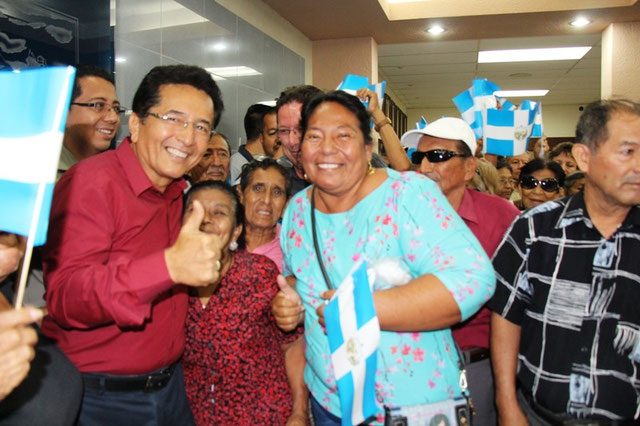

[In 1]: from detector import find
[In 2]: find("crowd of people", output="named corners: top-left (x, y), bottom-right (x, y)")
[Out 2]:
top-left (1, 62), bottom-right (639, 426)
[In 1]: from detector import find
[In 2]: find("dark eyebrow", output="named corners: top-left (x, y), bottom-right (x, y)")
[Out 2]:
top-left (164, 109), bottom-right (212, 126)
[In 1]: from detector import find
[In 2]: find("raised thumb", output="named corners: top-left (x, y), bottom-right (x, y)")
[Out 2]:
top-left (277, 274), bottom-right (298, 300)
top-left (183, 199), bottom-right (205, 232)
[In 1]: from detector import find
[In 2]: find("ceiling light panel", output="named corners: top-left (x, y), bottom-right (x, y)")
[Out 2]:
top-left (494, 90), bottom-right (549, 97)
top-left (478, 46), bottom-right (592, 63)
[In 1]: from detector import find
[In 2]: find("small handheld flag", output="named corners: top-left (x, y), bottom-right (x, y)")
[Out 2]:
top-left (415, 116), bottom-right (428, 130)
top-left (337, 74), bottom-right (386, 109)
top-left (324, 260), bottom-right (380, 426)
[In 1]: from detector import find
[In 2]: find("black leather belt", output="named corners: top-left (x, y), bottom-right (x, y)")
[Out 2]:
top-left (461, 347), bottom-right (490, 364)
top-left (82, 364), bottom-right (176, 393)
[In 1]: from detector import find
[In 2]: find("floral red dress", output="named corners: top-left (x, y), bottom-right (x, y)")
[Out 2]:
top-left (182, 251), bottom-right (300, 425)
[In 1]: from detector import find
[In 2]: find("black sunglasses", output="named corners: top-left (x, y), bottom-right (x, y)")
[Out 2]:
top-left (411, 149), bottom-right (468, 165)
top-left (519, 175), bottom-right (560, 192)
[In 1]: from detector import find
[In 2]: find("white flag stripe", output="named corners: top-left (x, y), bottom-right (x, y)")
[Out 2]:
top-left (332, 318), bottom-right (380, 379)
top-left (0, 130), bottom-right (64, 183)
top-left (351, 361), bottom-right (367, 424)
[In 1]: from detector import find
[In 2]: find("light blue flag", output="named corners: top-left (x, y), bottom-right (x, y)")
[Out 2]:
top-left (337, 74), bottom-right (386, 109)
top-left (519, 100), bottom-right (543, 137)
top-left (484, 107), bottom-right (536, 156)
top-left (452, 78), bottom-right (501, 138)
top-left (415, 116), bottom-right (428, 130)
top-left (452, 88), bottom-right (480, 137)
top-left (325, 260), bottom-right (380, 426)
top-left (0, 66), bottom-right (76, 246)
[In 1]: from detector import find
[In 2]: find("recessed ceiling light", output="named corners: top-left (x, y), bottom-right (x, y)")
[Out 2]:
top-left (570, 17), bottom-right (591, 27)
top-left (494, 90), bottom-right (549, 97)
top-left (115, 57), bottom-right (126, 63)
top-left (211, 42), bottom-right (227, 52)
top-left (427, 25), bottom-right (446, 35)
top-left (509, 72), bottom-right (532, 78)
top-left (478, 47), bottom-right (591, 63)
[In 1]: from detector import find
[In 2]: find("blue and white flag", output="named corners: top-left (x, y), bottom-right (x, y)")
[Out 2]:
top-left (484, 108), bottom-right (535, 156)
top-left (325, 260), bottom-right (380, 426)
top-left (337, 74), bottom-right (386, 109)
top-left (519, 100), bottom-right (543, 137)
top-left (0, 66), bottom-right (76, 246)
top-left (415, 116), bottom-right (428, 130)
top-left (452, 78), bottom-right (501, 138)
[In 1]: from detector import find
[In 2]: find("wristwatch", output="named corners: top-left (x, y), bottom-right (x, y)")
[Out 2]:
top-left (374, 116), bottom-right (392, 132)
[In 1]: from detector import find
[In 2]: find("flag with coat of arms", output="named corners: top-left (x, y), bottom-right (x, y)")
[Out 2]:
top-left (324, 260), bottom-right (380, 426)
top-left (0, 66), bottom-right (76, 246)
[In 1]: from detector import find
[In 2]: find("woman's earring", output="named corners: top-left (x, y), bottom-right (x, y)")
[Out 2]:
top-left (304, 173), bottom-right (309, 180)
top-left (229, 241), bottom-right (238, 251)
top-left (368, 162), bottom-right (374, 175)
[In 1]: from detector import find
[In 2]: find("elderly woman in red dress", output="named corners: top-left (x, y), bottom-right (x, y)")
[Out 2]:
top-left (181, 180), bottom-right (307, 425)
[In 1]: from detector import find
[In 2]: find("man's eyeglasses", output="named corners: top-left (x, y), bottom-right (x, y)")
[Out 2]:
top-left (519, 175), bottom-right (560, 193)
top-left (411, 149), bottom-right (469, 165)
top-left (71, 102), bottom-right (127, 115)
top-left (277, 127), bottom-right (302, 138)
top-left (145, 112), bottom-right (213, 139)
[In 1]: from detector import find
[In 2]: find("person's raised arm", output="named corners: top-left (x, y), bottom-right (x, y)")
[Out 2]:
top-left (357, 88), bottom-right (410, 172)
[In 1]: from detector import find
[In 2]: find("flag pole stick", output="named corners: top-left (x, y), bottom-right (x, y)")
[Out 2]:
top-left (14, 181), bottom-right (47, 309)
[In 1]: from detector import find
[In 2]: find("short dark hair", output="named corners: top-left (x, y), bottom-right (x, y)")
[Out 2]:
top-left (564, 170), bottom-right (585, 191)
top-left (183, 180), bottom-right (244, 249)
top-left (132, 65), bottom-right (224, 128)
top-left (244, 104), bottom-right (275, 141)
top-left (301, 90), bottom-right (373, 146)
top-left (496, 158), bottom-right (512, 172)
top-left (212, 132), bottom-right (231, 154)
top-left (239, 158), bottom-right (292, 199)
top-left (276, 85), bottom-right (322, 114)
top-left (548, 142), bottom-right (574, 160)
top-left (519, 158), bottom-right (566, 188)
top-left (71, 65), bottom-right (115, 102)
top-left (576, 99), bottom-right (640, 151)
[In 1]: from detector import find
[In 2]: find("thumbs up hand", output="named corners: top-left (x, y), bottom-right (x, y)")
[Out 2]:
top-left (272, 275), bottom-right (304, 331)
top-left (165, 200), bottom-right (222, 287)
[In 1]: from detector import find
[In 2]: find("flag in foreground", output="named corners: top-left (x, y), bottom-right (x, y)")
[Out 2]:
top-left (337, 74), bottom-right (386, 109)
top-left (324, 260), bottom-right (380, 426)
top-left (0, 66), bottom-right (76, 245)
top-left (484, 107), bottom-right (536, 156)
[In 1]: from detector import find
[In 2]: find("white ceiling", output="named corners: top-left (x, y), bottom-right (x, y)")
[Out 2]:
top-left (379, 34), bottom-right (602, 108)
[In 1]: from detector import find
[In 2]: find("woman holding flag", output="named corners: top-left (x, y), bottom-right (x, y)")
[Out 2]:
top-left (273, 90), bottom-right (496, 425)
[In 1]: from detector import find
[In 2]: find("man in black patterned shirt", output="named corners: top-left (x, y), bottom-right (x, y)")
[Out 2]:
top-left (489, 99), bottom-right (640, 425)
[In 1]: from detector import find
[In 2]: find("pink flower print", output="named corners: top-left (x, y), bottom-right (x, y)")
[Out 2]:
top-left (428, 379), bottom-right (436, 389)
top-left (409, 239), bottom-right (421, 249)
top-left (294, 234), bottom-right (302, 248)
top-left (296, 267), bottom-right (302, 274)
top-left (288, 229), bottom-right (296, 239)
top-left (352, 253), bottom-right (361, 262)
top-left (375, 226), bottom-right (382, 234)
top-left (413, 347), bottom-right (425, 362)
top-left (376, 413), bottom-right (385, 423)
top-left (356, 237), bottom-right (364, 248)
top-left (401, 344), bottom-right (411, 356)
top-left (396, 357), bottom-right (403, 365)
top-left (391, 181), bottom-right (402, 189)
top-left (410, 332), bottom-right (420, 342)
top-left (298, 218), bottom-right (305, 228)
top-left (438, 359), bottom-right (446, 369)
top-left (392, 223), bottom-right (399, 237)
top-left (407, 253), bottom-right (417, 262)
top-left (375, 215), bottom-right (381, 223)
top-left (390, 346), bottom-right (398, 354)
top-left (413, 227), bottom-right (423, 236)
top-left (441, 220), bottom-right (449, 230)
top-left (433, 369), bottom-right (442, 378)
top-left (387, 365), bottom-right (399, 374)
top-left (382, 214), bottom-right (392, 225)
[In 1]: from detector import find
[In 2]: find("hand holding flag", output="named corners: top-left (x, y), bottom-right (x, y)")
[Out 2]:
top-left (337, 74), bottom-right (386, 110)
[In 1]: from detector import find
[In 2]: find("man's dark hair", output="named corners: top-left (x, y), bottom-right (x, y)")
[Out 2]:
top-left (71, 65), bottom-right (115, 102)
top-left (301, 90), bottom-right (373, 146)
top-left (548, 142), bottom-right (574, 160)
top-left (239, 158), bottom-right (292, 199)
top-left (519, 158), bottom-right (566, 187)
top-left (564, 170), bottom-right (585, 192)
top-left (244, 104), bottom-right (275, 141)
top-left (183, 180), bottom-right (244, 249)
top-left (213, 132), bottom-right (231, 154)
top-left (575, 99), bottom-right (640, 151)
top-left (132, 65), bottom-right (224, 128)
top-left (276, 85), bottom-right (322, 114)
top-left (496, 158), bottom-right (512, 172)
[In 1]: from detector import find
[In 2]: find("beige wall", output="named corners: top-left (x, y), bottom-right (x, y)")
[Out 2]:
top-left (312, 37), bottom-right (378, 90)
top-left (216, 0), bottom-right (313, 83)
top-left (601, 21), bottom-right (640, 101)
top-left (406, 104), bottom-right (583, 138)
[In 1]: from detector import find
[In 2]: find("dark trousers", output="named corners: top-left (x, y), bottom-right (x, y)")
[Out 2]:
top-left (78, 363), bottom-right (194, 426)
top-left (0, 333), bottom-right (83, 426)
top-left (464, 356), bottom-right (497, 426)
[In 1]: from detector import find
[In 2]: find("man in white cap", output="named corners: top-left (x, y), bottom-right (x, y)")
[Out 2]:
top-left (402, 117), bottom-right (519, 425)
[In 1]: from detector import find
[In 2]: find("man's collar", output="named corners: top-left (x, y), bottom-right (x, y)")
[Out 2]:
top-left (555, 191), bottom-right (640, 230)
top-left (116, 137), bottom-right (186, 199)
top-left (457, 188), bottom-right (478, 224)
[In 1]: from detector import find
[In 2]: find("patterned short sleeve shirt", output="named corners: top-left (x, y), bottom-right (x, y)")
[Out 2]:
top-left (488, 192), bottom-right (640, 421)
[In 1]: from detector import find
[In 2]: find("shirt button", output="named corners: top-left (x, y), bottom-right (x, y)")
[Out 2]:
top-left (581, 347), bottom-right (588, 352)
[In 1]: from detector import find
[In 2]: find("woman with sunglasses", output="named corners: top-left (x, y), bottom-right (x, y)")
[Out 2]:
top-left (517, 159), bottom-right (566, 210)
top-left (272, 91), bottom-right (495, 425)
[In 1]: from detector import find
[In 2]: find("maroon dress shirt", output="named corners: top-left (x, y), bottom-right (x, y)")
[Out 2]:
top-left (451, 188), bottom-right (520, 350)
top-left (41, 138), bottom-right (188, 374)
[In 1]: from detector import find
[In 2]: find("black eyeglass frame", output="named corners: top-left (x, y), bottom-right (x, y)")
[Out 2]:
top-left (519, 175), bottom-right (560, 193)
top-left (70, 102), bottom-right (127, 115)
top-left (411, 149), bottom-right (470, 165)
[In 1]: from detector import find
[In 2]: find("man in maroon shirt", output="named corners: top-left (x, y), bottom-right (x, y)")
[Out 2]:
top-left (42, 65), bottom-right (225, 425)
top-left (402, 117), bottom-right (519, 425)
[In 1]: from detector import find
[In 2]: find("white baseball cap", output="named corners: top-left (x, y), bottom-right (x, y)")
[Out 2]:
top-left (401, 117), bottom-right (477, 155)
